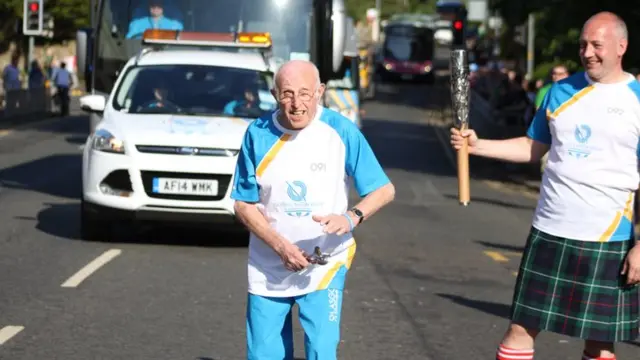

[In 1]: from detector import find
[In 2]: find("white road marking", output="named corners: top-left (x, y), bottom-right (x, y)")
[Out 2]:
top-left (61, 249), bottom-right (122, 288)
top-left (0, 326), bottom-right (24, 345)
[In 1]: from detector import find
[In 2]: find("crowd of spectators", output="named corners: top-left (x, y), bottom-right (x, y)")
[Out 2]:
top-left (470, 61), bottom-right (567, 132)
top-left (471, 60), bottom-right (640, 133)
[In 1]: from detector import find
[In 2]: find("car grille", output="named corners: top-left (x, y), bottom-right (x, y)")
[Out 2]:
top-left (136, 145), bottom-right (238, 157)
top-left (140, 171), bottom-right (232, 201)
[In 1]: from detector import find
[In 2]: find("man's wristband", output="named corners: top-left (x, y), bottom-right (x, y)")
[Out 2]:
top-left (342, 213), bottom-right (355, 231)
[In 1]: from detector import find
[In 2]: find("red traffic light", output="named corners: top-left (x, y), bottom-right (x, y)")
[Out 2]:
top-left (29, 2), bottom-right (39, 12)
top-left (454, 20), bottom-right (463, 30)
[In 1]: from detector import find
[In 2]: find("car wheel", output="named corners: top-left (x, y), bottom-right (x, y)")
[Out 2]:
top-left (80, 200), bottom-right (113, 241)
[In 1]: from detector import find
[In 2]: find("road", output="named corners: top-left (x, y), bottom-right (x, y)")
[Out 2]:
top-left (0, 84), bottom-right (638, 359)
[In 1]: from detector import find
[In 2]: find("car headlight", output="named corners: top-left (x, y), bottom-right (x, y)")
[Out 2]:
top-left (92, 129), bottom-right (125, 154)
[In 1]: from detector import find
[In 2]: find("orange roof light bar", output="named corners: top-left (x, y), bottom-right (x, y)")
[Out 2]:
top-left (142, 30), bottom-right (271, 48)
top-left (180, 32), bottom-right (235, 42)
top-left (237, 32), bottom-right (272, 46)
top-left (143, 29), bottom-right (178, 40)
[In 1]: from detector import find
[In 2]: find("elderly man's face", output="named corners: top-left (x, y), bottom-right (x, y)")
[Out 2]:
top-left (272, 62), bottom-right (324, 130)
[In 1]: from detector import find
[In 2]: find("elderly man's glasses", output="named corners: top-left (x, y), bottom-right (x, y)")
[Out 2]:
top-left (277, 91), bottom-right (315, 103)
top-left (276, 85), bottom-right (321, 103)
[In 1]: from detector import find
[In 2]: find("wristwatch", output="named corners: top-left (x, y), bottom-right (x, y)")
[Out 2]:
top-left (350, 207), bottom-right (364, 225)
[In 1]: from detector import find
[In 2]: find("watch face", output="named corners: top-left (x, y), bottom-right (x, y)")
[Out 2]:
top-left (352, 208), bottom-right (363, 217)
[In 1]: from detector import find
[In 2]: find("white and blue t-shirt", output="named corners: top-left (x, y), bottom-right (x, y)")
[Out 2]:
top-left (231, 106), bottom-right (390, 297)
top-left (528, 72), bottom-right (640, 242)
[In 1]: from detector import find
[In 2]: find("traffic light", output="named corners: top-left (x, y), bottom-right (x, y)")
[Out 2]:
top-left (23, 0), bottom-right (43, 36)
top-left (452, 19), bottom-right (464, 47)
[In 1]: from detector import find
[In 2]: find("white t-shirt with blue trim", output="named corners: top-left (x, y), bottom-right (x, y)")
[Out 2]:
top-left (231, 106), bottom-right (390, 297)
top-left (527, 72), bottom-right (640, 242)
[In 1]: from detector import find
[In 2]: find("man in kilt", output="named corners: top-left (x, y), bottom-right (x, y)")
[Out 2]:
top-left (451, 11), bottom-right (640, 360)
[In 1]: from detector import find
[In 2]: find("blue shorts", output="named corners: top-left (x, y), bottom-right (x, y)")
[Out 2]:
top-left (246, 265), bottom-right (348, 360)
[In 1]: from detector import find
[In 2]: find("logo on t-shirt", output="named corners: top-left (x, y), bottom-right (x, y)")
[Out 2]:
top-left (568, 124), bottom-right (594, 158)
top-left (574, 124), bottom-right (591, 143)
top-left (285, 181), bottom-right (312, 217)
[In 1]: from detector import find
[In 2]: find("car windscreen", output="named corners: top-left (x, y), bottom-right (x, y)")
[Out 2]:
top-left (112, 64), bottom-right (276, 118)
top-left (383, 25), bottom-right (434, 62)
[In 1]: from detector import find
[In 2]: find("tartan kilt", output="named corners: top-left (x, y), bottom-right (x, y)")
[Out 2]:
top-left (510, 227), bottom-right (640, 342)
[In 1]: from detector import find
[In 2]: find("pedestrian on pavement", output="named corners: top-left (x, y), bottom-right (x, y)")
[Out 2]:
top-left (450, 11), bottom-right (640, 360)
top-left (2, 53), bottom-right (22, 112)
top-left (28, 60), bottom-right (45, 89)
top-left (52, 61), bottom-right (73, 116)
top-left (231, 59), bottom-right (395, 360)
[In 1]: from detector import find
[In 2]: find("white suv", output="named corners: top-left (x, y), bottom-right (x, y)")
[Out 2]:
top-left (79, 45), bottom-right (276, 241)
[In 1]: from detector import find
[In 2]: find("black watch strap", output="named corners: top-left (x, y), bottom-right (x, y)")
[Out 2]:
top-left (350, 207), bottom-right (364, 224)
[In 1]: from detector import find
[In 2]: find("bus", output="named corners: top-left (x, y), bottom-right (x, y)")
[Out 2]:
top-left (377, 18), bottom-right (435, 83)
top-left (77, 0), bottom-right (349, 127)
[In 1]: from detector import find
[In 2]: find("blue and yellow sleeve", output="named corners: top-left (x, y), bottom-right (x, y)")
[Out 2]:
top-left (231, 128), bottom-right (260, 203)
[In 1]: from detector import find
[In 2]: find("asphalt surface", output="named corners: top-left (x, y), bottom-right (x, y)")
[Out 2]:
top-left (1, 83), bottom-right (639, 360)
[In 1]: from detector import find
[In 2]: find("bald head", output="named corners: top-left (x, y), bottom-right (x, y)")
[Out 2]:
top-left (274, 60), bottom-right (321, 92)
top-left (583, 11), bottom-right (627, 41)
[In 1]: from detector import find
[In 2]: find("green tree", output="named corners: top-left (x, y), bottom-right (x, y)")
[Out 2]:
top-left (45, 0), bottom-right (90, 40)
top-left (491, 0), bottom-right (640, 78)
top-left (346, 0), bottom-right (437, 21)
top-left (0, 0), bottom-right (24, 53)
top-left (0, 0), bottom-right (89, 53)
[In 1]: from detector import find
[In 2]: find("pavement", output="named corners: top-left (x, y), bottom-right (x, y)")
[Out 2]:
top-left (0, 90), bottom-right (84, 131)
top-left (0, 81), bottom-right (639, 359)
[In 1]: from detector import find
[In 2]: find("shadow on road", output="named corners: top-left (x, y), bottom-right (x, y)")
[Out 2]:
top-left (33, 202), bottom-right (250, 247)
top-left (65, 133), bottom-right (88, 145)
top-left (474, 240), bottom-right (525, 253)
top-left (0, 154), bottom-right (82, 200)
top-left (437, 293), bottom-right (510, 319)
top-left (33, 114), bottom-right (89, 135)
top-left (436, 293), bottom-right (640, 348)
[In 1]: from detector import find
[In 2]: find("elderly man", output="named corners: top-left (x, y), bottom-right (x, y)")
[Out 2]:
top-left (231, 60), bottom-right (395, 360)
top-left (451, 12), bottom-right (639, 360)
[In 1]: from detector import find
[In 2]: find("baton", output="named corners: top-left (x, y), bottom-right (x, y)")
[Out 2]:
top-left (450, 49), bottom-right (471, 206)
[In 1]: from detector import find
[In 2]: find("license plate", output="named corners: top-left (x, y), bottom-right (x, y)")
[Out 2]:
top-left (152, 178), bottom-right (218, 196)
top-left (401, 74), bottom-right (413, 80)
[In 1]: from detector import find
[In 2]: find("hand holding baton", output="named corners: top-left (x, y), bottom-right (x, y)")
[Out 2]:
top-left (450, 49), bottom-right (471, 206)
